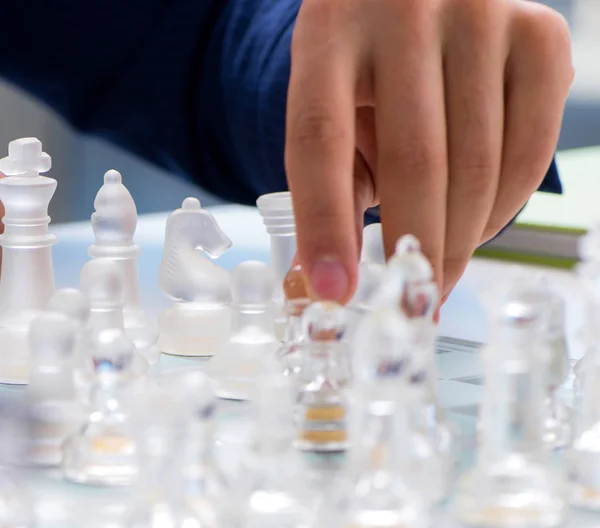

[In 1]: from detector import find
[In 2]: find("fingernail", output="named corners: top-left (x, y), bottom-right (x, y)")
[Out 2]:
top-left (311, 257), bottom-right (349, 301)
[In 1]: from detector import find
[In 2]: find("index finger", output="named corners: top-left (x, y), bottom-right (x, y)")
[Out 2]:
top-left (285, 2), bottom-right (359, 302)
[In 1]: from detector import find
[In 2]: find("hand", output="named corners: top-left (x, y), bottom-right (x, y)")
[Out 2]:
top-left (285, 0), bottom-right (573, 304)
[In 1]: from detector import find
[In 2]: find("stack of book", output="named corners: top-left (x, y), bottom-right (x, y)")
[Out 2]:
top-left (476, 145), bottom-right (600, 268)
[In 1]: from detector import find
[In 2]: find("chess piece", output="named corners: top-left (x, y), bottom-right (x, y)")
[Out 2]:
top-left (277, 264), bottom-right (312, 379)
top-left (361, 223), bottom-right (386, 265)
top-left (344, 396), bottom-right (429, 528)
top-left (158, 197), bottom-right (232, 357)
top-left (126, 383), bottom-right (206, 528)
top-left (295, 301), bottom-right (352, 453)
top-left (256, 191), bottom-right (296, 338)
top-left (205, 261), bottom-right (279, 400)
top-left (46, 288), bottom-right (91, 403)
top-left (0, 138), bottom-right (56, 385)
top-left (88, 170), bottom-right (160, 365)
top-left (229, 374), bottom-right (314, 528)
top-left (25, 312), bottom-right (84, 466)
top-left (453, 285), bottom-right (567, 527)
top-left (161, 370), bottom-right (227, 524)
top-left (81, 259), bottom-right (148, 378)
top-left (62, 328), bottom-right (140, 486)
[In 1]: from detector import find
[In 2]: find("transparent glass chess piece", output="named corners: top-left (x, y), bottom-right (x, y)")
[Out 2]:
top-left (0, 137), bottom-right (57, 385)
top-left (295, 301), bottom-right (352, 453)
top-left (205, 261), bottom-right (280, 400)
top-left (453, 286), bottom-right (567, 527)
top-left (256, 191), bottom-right (296, 338)
top-left (46, 288), bottom-right (91, 405)
top-left (342, 397), bottom-right (429, 528)
top-left (80, 258), bottom-right (149, 380)
top-left (158, 197), bottom-right (233, 357)
top-left (89, 169), bottom-right (160, 365)
top-left (126, 382), bottom-right (208, 528)
top-left (277, 265), bottom-right (312, 380)
top-left (62, 328), bottom-right (139, 486)
top-left (228, 374), bottom-right (314, 528)
top-left (25, 312), bottom-right (85, 466)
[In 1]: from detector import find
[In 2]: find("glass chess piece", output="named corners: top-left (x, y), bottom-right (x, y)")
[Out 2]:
top-left (228, 373), bottom-right (315, 528)
top-left (157, 369), bottom-right (228, 525)
top-left (158, 197), bottom-right (233, 357)
top-left (295, 301), bottom-right (352, 453)
top-left (88, 169), bottom-right (160, 365)
top-left (205, 261), bottom-right (280, 400)
top-left (256, 191), bottom-right (296, 339)
top-left (453, 285), bottom-right (568, 527)
top-left (62, 328), bottom-right (140, 486)
top-left (277, 264), bottom-right (312, 380)
top-left (126, 382), bottom-right (208, 528)
top-left (81, 258), bottom-right (149, 380)
top-left (25, 312), bottom-right (85, 466)
top-left (46, 288), bottom-right (92, 405)
top-left (0, 137), bottom-right (57, 385)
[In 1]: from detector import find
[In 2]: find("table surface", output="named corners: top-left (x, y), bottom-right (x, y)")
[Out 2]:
top-left (13, 204), bottom-right (599, 527)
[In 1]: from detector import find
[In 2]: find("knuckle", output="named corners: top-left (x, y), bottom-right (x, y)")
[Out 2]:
top-left (288, 104), bottom-right (348, 150)
top-left (379, 139), bottom-right (445, 179)
top-left (452, 153), bottom-right (497, 198)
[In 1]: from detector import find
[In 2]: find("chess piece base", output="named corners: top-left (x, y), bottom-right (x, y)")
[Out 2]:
top-left (568, 432), bottom-right (600, 510)
top-left (158, 303), bottom-right (231, 357)
top-left (454, 456), bottom-right (566, 527)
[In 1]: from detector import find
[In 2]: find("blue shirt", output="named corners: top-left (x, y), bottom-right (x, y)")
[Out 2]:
top-left (0, 0), bottom-right (561, 211)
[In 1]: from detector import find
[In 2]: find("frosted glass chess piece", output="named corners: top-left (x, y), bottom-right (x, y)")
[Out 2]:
top-left (158, 197), bottom-right (232, 357)
top-left (88, 170), bottom-right (160, 365)
top-left (62, 328), bottom-right (139, 486)
top-left (0, 138), bottom-right (56, 385)
top-left (277, 265), bottom-right (312, 379)
top-left (81, 259), bottom-right (149, 379)
top-left (295, 301), bottom-right (352, 453)
top-left (46, 288), bottom-right (91, 404)
top-left (205, 261), bottom-right (279, 400)
top-left (229, 374), bottom-right (314, 528)
top-left (126, 384), bottom-right (206, 528)
top-left (361, 223), bottom-right (386, 265)
top-left (256, 191), bottom-right (296, 338)
top-left (25, 312), bottom-right (85, 466)
top-left (453, 286), bottom-right (567, 527)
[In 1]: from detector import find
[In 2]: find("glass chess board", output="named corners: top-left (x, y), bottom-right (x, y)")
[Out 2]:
top-left (3, 336), bottom-right (598, 527)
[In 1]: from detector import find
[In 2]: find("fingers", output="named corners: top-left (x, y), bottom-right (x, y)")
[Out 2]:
top-left (483, 3), bottom-right (573, 243)
top-left (441, 0), bottom-right (508, 298)
top-left (374, 3), bottom-right (448, 289)
top-left (285, 0), bottom-right (359, 302)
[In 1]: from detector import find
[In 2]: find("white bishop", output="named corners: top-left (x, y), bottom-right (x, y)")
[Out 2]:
top-left (88, 169), bottom-right (160, 365)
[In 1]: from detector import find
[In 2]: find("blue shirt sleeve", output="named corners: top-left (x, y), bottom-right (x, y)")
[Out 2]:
top-left (0, 0), bottom-right (561, 210)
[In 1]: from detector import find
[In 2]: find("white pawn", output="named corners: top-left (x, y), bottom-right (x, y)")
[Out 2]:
top-left (26, 312), bottom-right (84, 466)
top-left (88, 170), bottom-right (160, 365)
top-left (0, 138), bottom-right (57, 385)
top-left (62, 328), bottom-right (140, 487)
top-left (80, 259), bottom-right (148, 378)
top-left (205, 261), bottom-right (279, 400)
top-left (46, 288), bottom-right (92, 404)
top-left (158, 197), bottom-right (232, 357)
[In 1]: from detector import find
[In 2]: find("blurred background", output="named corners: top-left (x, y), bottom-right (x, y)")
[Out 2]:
top-left (0, 0), bottom-right (597, 223)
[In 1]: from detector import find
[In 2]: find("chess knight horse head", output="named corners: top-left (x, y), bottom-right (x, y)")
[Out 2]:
top-left (159, 197), bottom-right (232, 304)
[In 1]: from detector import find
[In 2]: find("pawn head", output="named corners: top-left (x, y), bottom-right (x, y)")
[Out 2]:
top-left (230, 260), bottom-right (274, 307)
top-left (303, 301), bottom-right (347, 342)
top-left (29, 312), bottom-right (76, 362)
top-left (47, 288), bottom-right (90, 327)
top-left (80, 259), bottom-right (124, 307)
top-left (91, 169), bottom-right (137, 246)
